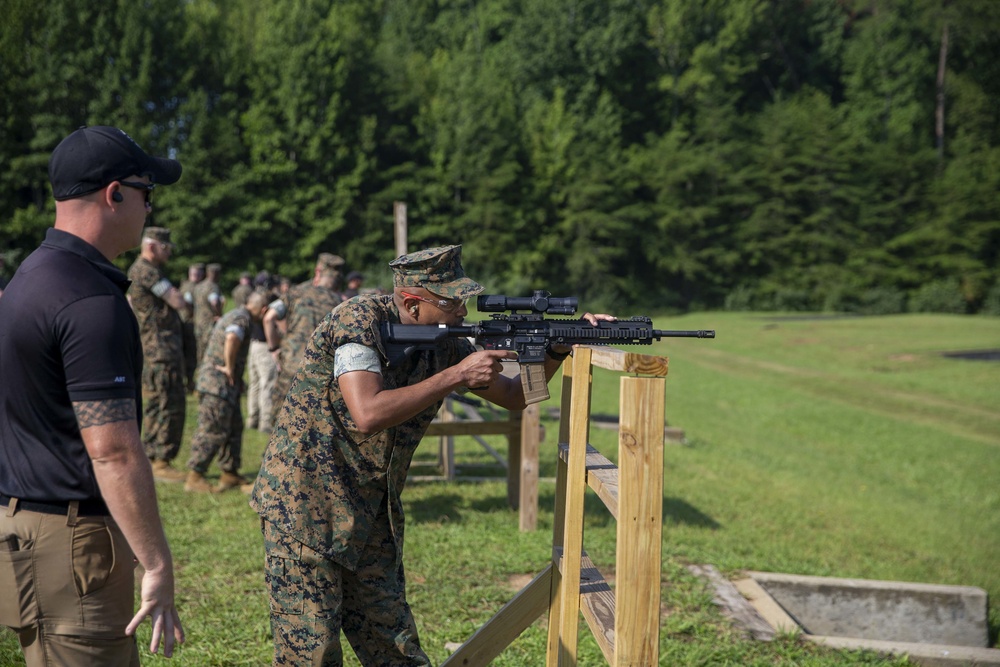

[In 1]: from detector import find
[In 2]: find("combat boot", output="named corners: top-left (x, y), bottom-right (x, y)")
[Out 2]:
top-left (152, 459), bottom-right (187, 483)
top-left (216, 471), bottom-right (254, 494)
top-left (184, 470), bottom-right (214, 493)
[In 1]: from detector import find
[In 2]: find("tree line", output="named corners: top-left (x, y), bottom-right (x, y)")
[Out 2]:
top-left (2, 0), bottom-right (999, 314)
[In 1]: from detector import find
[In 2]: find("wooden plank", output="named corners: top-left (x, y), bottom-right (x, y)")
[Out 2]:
top-left (588, 347), bottom-right (668, 377)
top-left (732, 576), bottom-right (801, 635)
top-left (557, 443), bottom-right (619, 520)
top-left (394, 201), bottom-right (408, 256)
top-left (546, 360), bottom-right (577, 666)
top-left (519, 404), bottom-right (540, 531)
top-left (441, 401), bottom-right (456, 481)
top-left (553, 547), bottom-right (617, 664)
top-left (687, 565), bottom-right (776, 641)
top-left (614, 376), bottom-right (664, 666)
top-left (441, 565), bottom-right (553, 666)
top-left (554, 347), bottom-right (593, 666)
top-left (508, 409), bottom-right (523, 510)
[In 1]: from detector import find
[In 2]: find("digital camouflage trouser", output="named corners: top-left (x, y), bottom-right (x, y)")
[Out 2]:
top-left (186, 392), bottom-right (243, 474)
top-left (262, 515), bottom-right (429, 667)
top-left (141, 360), bottom-right (186, 462)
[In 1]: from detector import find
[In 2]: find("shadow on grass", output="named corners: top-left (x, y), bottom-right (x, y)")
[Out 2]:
top-left (405, 484), bottom-right (721, 530)
top-left (406, 491), bottom-right (471, 524)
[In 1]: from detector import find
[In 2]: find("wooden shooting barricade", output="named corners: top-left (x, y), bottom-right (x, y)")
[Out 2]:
top-left (416, 396), bottom-right (543, 532)
top-left (442, 345), bottom-right (669, 666)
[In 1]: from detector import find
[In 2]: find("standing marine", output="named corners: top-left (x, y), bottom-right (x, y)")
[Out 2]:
top-left (127, 226), bottom-right (188, 482)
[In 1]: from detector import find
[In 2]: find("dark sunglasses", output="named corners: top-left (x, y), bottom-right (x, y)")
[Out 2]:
top-left (119, 180), bottom-right (155, 205)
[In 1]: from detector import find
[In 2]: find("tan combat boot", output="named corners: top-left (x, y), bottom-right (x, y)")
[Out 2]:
top-left (216, 471), bottom-right (254, 494)
top-left (151, 459), bottom-right (187, 483)
top-left (184, 470), bottom-right (214, 493)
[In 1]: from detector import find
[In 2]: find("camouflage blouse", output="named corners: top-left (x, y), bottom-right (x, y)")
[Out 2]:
top-left (195, 306), bottom-right (252, 403)
top-left (127, 256), bottom-right (182, 363)
top-left (250, 294), bottom-right (474, 569)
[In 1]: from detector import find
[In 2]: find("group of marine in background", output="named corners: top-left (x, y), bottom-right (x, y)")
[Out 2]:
top-left (126, 225), bottom-right (371, 493)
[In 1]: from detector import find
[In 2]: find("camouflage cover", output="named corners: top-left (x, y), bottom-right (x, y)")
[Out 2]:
top-left (251, 293), bottom-right (475, 569)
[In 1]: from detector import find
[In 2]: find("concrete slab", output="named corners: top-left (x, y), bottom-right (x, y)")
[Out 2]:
top-left (728, 570), bottom-right (1000, 667)
top-left (748, 571), bottom-right (989, 648)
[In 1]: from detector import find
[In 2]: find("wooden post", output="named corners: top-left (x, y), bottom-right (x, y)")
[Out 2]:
top-left (394, 201), bottom-right (407, 257)
top-left (549, 347), bottom-right (593, 666)
top-left (518, 403), bottom-right (540, 531)
top-left (508, 410), bottom-right (522, 510)
top-left (443, 346), bottom-right (670, 666)
top-left (614, 376), bottom-right (665, 666)
top-left (439, 397), bottom-right (456, 481)
top-left (546, 354), bottom-right (578, 665)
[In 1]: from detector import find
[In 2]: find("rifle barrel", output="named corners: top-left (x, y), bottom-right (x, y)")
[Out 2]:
top-left (653, 329), bottom-right (716, 339)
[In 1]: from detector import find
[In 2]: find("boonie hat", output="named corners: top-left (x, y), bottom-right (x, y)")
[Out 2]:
top-left (49, 126), bottom-right (182, 201)
top-left (389, 245), bottom-right (483, 300)
top-left (143, 227), bottom-right (175, 247)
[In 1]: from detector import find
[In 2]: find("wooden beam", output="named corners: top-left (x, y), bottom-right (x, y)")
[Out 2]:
top-left (614, 376), bottom-right (664, 666)
top-left (687, 565), bottom-right (776, 641)
top-left (554, 548), bottom-right (617, 664)
top-left (557, 443), bottom-right (619, 520)
top-left (587, 347), bottom-right (668, 377)
top-left (442, 566), bottom-right (553, 666)
top-left (553, 347), bottom-right (593, 665)
top-left (519, 403), bottom-right (540, 531)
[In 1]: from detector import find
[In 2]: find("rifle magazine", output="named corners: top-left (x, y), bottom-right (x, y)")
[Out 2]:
top-left (521, 363), bottom-right (550, 405)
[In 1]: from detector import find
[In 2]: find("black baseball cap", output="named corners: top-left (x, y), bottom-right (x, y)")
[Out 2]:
top-left (48, 125), bottom-right (182, 201)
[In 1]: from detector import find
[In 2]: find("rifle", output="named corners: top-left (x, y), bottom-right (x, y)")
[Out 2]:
top-left (381, 290), bottom-right (715, 404)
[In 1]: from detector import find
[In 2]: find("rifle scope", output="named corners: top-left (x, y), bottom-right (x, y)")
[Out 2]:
top-left (477, 290), bottom-right (578, 315)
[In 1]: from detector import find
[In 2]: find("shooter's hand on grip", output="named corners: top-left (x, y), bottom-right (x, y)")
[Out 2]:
top-left (460, 349), bottom-right (517, 391)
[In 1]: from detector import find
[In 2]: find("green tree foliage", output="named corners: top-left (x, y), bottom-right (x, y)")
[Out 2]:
top-left (1, 0), bottom-right (998, 312)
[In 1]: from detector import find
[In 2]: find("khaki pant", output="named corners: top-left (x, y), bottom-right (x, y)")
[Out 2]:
top-left (247, 340), bottom-right (277, 430)
top-left (0, 499), bottom-right (139, 667)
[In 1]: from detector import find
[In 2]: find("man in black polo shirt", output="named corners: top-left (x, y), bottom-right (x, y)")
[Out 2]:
top-left (0, 126), bottom-right (185, 665)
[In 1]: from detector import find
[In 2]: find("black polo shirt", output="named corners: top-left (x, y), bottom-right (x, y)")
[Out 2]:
top-left (0, 228), bottom-right (142, 503)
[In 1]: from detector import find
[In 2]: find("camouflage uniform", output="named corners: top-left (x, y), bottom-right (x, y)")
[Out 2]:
top-left (127, 247), bottom-right (185, 463)
top-left (192, 268), bottom-right (222, 367)
top-left (187, 306), bottom-right (253, 475)
top-left (252, 246), bottom-right (483, 666)
top-left (178, 265), bottom-right (203, 391)
top-left (268, 280), bottom-right (342, 423)
top-left (232, 273), bottom-right (253, 306)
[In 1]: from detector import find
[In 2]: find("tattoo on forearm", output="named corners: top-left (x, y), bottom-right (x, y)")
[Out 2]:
top-left (73, 399), bottom-right (136, 428)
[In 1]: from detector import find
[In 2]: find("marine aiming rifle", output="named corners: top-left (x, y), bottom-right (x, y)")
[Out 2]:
top-left (381, 290), bottom-right (715, 405)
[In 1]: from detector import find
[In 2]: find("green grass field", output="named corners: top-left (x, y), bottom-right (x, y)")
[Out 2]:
top-left (2, 312), bottom-right (998, 665)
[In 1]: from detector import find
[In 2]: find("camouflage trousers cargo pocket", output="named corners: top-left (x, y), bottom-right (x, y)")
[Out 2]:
top-left (263, 521), bottom-right (340, 618)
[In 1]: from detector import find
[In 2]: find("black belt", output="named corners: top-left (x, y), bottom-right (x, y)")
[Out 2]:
top-left (0, 494), bottom-right (110, 517)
